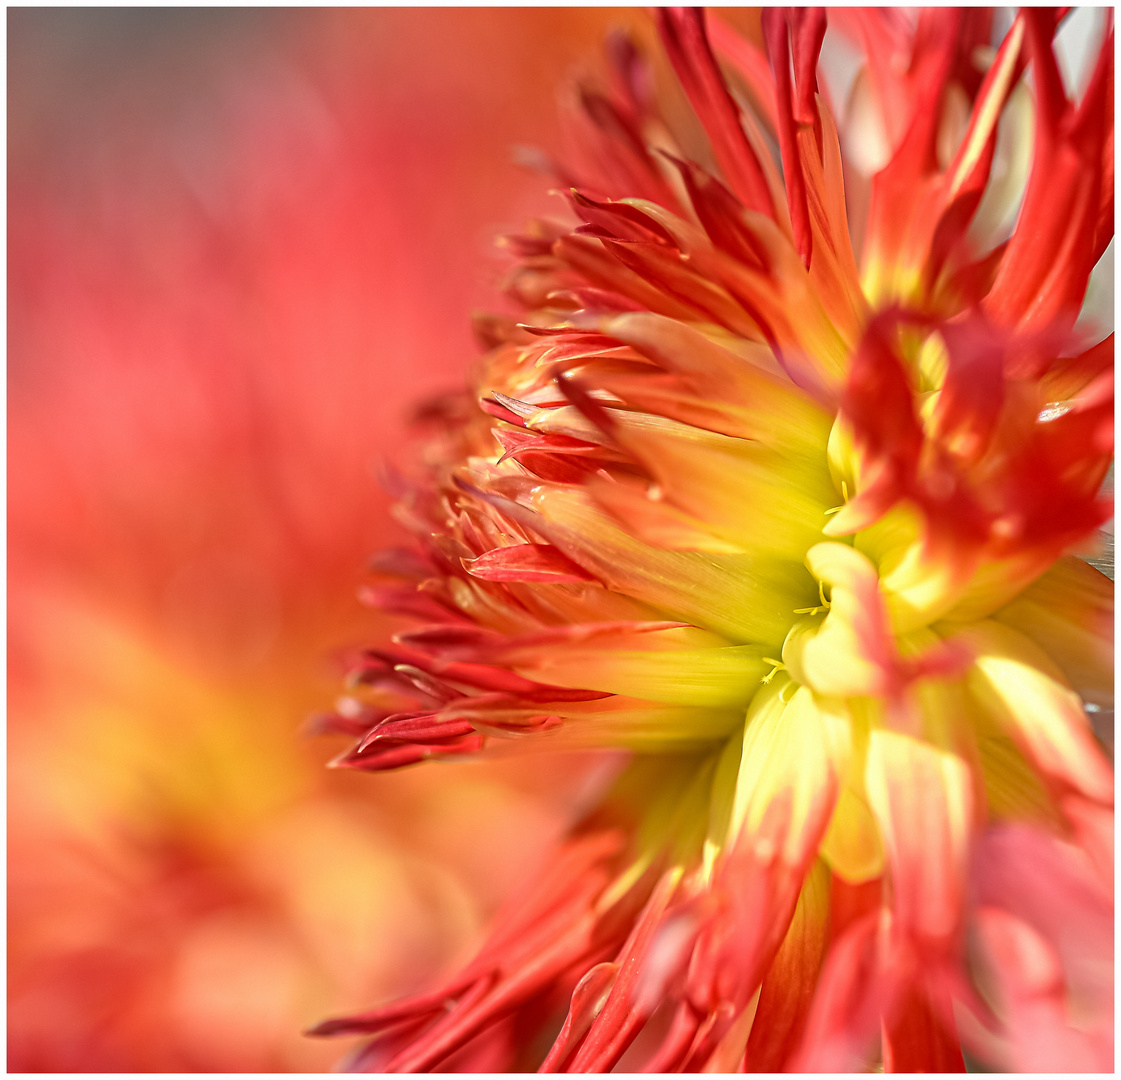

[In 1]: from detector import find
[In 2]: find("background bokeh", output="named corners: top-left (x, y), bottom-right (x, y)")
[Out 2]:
top-left (8, 9), bottom-right (649, 1071)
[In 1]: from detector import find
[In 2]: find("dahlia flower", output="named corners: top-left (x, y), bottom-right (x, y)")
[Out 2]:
top-left (312, 8), bottom-right (1113, 1072)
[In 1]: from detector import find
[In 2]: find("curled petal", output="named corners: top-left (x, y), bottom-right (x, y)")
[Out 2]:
top-left (798, 542), bottom-right (898, 697)
top-left (564, 867), bottom-right (685, 1072)
top-left (796, 541), bottom-right (968, 703)
top-left (539, 962), bottom-right (619, 1072)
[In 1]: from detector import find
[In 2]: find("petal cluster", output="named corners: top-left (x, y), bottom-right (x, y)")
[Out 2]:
top-left (314, 8), bottom-right (1113, 1072)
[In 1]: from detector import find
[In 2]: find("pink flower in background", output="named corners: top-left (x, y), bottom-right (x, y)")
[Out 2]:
top-left (8, 9), bottom-right (630, 1071)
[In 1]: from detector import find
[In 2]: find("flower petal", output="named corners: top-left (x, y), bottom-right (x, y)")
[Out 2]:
top-left (882, 979), bottom-right (965, 1072)
top-left (955, 619), bottom-right (1113, 803)
top-left (512, 637), bottom-right (770, 709)
top-left (743, 859), bottom-right (831, 1071)
top-left (864, 730), bottom-right (973, 945)
top-left (527, 484), bottom-right (816, 646)
top-left (692, 682), bottom-right (847, 1016)
top-left (993, 555), bottom-right (1114, 709)
top-left (463, 543), bottom-right (597, 583)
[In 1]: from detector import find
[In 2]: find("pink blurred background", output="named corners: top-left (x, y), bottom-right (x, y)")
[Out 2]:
top-left (8, 9), bottom-right (647, 1071)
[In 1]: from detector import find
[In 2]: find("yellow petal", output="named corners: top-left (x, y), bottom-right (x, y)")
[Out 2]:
top-left (975, 728), bottom-right (1060, 826)
top-left (799, 542), bottom-right (893, 697)
top-left (819, 783), bottom-right (884, 885)
top-left (604, 412), bottom-right (835, 562)
top-left (730, 679), bottom-right (849, 864)
top-left (953, 620), bottom-right (1113, 804)
top-left (515, 639), bottom-right (769, 709)
top-left (934, 548), bottom-right (1054, 625)
top-left (875, 536), bottom-right (981, 632)
top-left (704, 728), bottom-right (745, 880)
top-left (818, 692), bottom-right (884, 884)
top-left (529, 485), bottom-right (816, 646)
top-left (460, 696), bottom-right (743, 753)
top-left (779, 613), bottom-right (825, 689)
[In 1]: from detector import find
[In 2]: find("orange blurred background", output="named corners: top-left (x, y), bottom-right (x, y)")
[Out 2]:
top-left (8, 9), bottom-right (648, 1071)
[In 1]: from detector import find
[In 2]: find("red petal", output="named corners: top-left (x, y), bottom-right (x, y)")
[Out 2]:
top-left (357, 583), bottom-right (461, 623)
top-left (539, 962), bottom-right (619, 1072)
top-left (357, 713), bottom-right (478, 750)
top-left (307, 970), bottom-right (483, 1037)
top-left (567, 869), bottom-right (686, 1072)
top-left (762, 8), bottom-right (826, 267)
top-left (462, 543), bottom-right (597, 583)
top-left (984, 13), bottom-right (1113, 331)
top-left (657, 8), bottom-right (775, 218)
top-left (637, 999), bottom-right (702, 1073)
top-left (882, 981), bottom-right (965, 1072)
top-left (830, 312), bottom-right (925, 534)
top-left (667, 154), bottom-right (768, 270)
top-left (570, 189), bottom-right (677, 246)
top-left (707, 14), bottom-right (778, 130)
top-left (789, 909), bottom-right (886, 1071)
top-left (1042, 333), bottom-right (1113, 401)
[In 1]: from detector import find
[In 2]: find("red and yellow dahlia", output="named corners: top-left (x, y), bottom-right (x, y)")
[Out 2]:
top-left (312, 8), bottom-right (1113, 1072)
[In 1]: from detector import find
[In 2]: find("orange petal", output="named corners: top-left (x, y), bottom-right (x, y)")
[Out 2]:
top-left (743, 859), bottom-right (831, 1071)
top-left (787, 908), bottom-right (886, 1071)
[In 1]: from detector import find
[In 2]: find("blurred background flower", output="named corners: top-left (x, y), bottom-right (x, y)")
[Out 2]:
top-left (8, 8), bottom-right (653, 1070)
